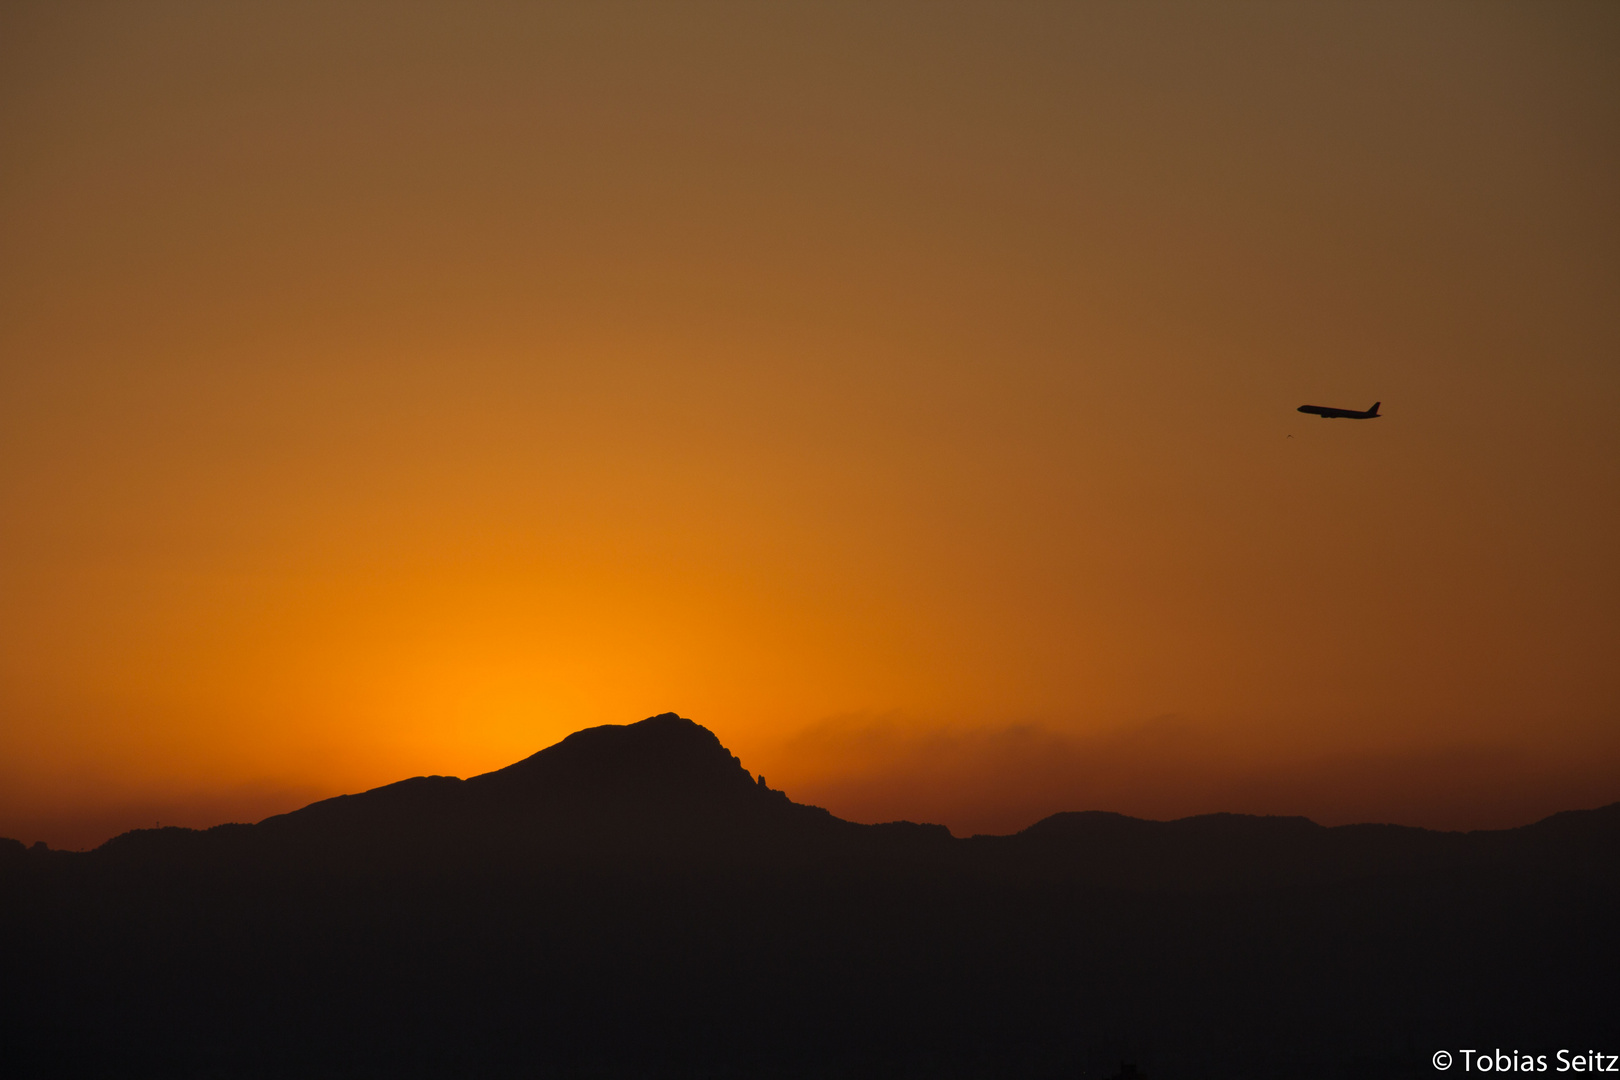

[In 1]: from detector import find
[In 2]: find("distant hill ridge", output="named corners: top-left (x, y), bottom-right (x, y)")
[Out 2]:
top-left (4, 712), bottom-right (1617, 1079)
top-left (7, 712), bottom-right (1617, 892)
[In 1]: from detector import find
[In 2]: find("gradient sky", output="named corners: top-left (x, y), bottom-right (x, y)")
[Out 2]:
top-left (3, 1), bottom-right (1617, 848)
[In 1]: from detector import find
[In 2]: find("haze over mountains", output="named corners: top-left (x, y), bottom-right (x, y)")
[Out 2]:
top-left (5, 714), bottom-right (1617, 1078)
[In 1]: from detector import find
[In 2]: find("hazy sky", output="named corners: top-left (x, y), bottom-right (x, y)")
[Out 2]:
top-left (3, 1), bottom-right (1617, 847)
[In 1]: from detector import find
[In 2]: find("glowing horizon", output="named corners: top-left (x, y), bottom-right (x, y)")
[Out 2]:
top-left (3, 2), bottom-right (1616, 849)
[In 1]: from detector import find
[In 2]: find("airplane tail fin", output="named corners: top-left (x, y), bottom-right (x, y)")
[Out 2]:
top-left (1369, 401), bottom-right (1380, 416)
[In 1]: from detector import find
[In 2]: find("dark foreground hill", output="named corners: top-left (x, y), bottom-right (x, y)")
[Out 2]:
top-left (3, 713), bottom-right (1617, 1079)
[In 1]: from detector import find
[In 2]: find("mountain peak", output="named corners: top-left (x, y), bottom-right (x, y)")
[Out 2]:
top-left (466, 712), bottom-right (764, 808)
top-left (256, 713), bottom-right (797, 851)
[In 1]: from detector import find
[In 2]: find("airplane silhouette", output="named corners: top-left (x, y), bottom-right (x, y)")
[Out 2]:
top-left (1297, 401), bottom-right (1380, 419)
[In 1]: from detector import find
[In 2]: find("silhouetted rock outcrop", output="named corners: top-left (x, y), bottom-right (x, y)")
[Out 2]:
top-left (3, 713), bottom-right (1616, 1079)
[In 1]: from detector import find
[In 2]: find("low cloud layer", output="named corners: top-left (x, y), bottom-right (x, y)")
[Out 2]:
top-left (765, 715), bottom-right (1620, 836)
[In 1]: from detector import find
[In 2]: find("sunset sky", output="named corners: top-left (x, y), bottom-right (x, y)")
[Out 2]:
top-left (3, 2), bottom-right (1617, 848)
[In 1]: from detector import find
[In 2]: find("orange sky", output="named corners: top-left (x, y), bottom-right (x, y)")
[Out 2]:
top-left (3, 2), bottom-right (1617, 848)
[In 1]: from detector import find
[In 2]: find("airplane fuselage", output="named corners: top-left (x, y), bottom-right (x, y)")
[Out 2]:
top-left (1298, 402), bottom-right (1380, 419)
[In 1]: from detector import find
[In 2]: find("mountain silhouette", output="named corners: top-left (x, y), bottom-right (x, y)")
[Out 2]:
top-left (4, 713), bottom-right (1617, 1079)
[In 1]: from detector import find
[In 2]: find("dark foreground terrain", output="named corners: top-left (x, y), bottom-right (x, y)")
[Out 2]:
top-left (4, 713), bottom-right (1617, 1078)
